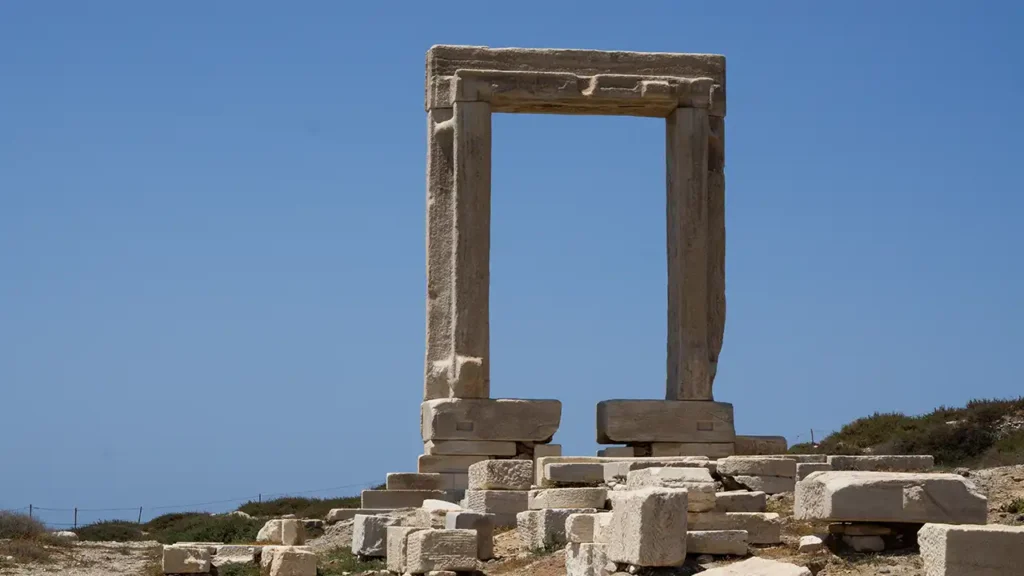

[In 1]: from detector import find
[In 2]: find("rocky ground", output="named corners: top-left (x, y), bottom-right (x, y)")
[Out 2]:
top-left (3, 465), bottom-right (1022, 576)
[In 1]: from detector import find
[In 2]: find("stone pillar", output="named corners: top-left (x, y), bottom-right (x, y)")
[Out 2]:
top-left (707, 116), bottom-right (726, 384)
top-left (424, 108), bottom-right (455, 400)
top-left (666, 107), bottom-right (711, 400)
top-left (449, 101), bottom-right (492, 398)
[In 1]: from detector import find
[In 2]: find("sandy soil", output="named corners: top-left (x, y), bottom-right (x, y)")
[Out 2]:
top-left (0, 541), bottom-right (160, 576)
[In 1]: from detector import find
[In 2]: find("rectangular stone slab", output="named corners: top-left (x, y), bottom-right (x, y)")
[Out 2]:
top-left (734, 435), bottom-right (788, 455)
top-left (827, 455), bottom-right (934, 472)
top-left (596, 400), bottom-right (735, 444)
top-left (919, 522), bottom-right (1024, 576)
top-left (422, 398), bottom-right (561, 442)
top-left (794, 471), bottom-right (987, 524)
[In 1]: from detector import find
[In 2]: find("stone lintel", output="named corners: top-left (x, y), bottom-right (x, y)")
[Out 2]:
top-left (426, 45), bottom-right (726, 116)
top-left (422, 398), bottom-right (561, 442)
top-left (596, 400), bottom-right (735, 444)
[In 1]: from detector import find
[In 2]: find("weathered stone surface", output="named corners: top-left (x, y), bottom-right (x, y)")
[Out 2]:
top-left (544, 463), bottom-right (606, 486)
top-left (798, 535), bottom-right (824, 553)
top-left (445, 511), bottom-right (494, 560)
top-left (651, 442), bottom-right (735, 458)
top-left (593, 512), bottom-right (614, 544)
top-left (169, 542), bottom-right (220, 554)
top-left (259, 547), bottom-right (313, 572)
top-left (794, 471), bottom-right (987, 524)
top-left (423, 106), bottom-right (455, 402)
top-left (687, 530), bottom-right (748, 556)
top-left (596, 400), bottom-right (735, 443)
top-left (597, 446), bottom-right (636, 457)
top-left (418, 454), bottom-right (490, 474)
top-left (162, 546), bottom-right (211, 574)
top-left (827, 455), bottom-right (934, 472)
top-left (386, 526), bottom-right (426, 573)
top-left (361, 489), bottom-right (448, 510)
top-left (405, 529), bottom-right (478, 573)
top-left (422, 398), bottom-right (561, 441)
top-left (796, 463), bottom-right (832, 481)
top-left (465, 490), bottom-right (529, 527)
top-left (602, 457), bottom-right (714, 484)
top-left (919, 522), bottom-right (1024, 576)
top-left (468, 459), bottom-right (533, 490)
top-left (268, 548), bottom-right (316, 576)
top-left (734, 436), bottom-right (788, 455)
top-left (715, 491), bottom-right (767, 513)
top-left (607, 487), bottom-right (689, 566)
top-left (688, 512), bottom-right (782, 545)
top-left (387, 472), bottom-right (446, 491)
top-left (566, 542), bottom-right (611, 576)
top-left (53, 531), bottom-right (78, 540)
top-left (257, 520), bottom-right (282, 543)
top-left (424, 440), bottom-right (518, 456)
top-left (529, 487), bottom-right (608, 510)
top-left (211, 545), bottom-right (258, 567)
top-left (352, 514), bottom-right (402, 557)
top-left (517, 508), bottom-right (596, 551)
top-left (533, 444), bottom-right (562, 459)
top-left (422, 499), bottom-right (463, 528)
top-left (718, 457), bottom-right (796, 478)
top-left (843, 535), bottom-right (884, 552)
top-left (625, 467), bottom-right (716, 512)
top-left (700, 557), bottom-right (812, 576)
top-left (732, 475), bottom-right (796, 495)
top-left (426, 46), bottom-right (726, 116)
top-left (279, 520), bottom-right (305, 546)
top-left (325, 508), bottom-right (392, 523)
top-left (566, 513), bottom-right (600, 544)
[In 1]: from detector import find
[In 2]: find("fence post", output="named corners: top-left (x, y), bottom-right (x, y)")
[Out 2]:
top-left (138, 506), bottom-right (143, 524)
top-left (258, 493), bottom-right (261, 504)
top-left (28, 504), bottom-right (32, 519)
top-left (74, 507), bottom-right (77, 529)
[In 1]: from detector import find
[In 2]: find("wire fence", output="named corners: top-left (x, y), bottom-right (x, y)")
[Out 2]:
top-left (0, 480), bottom-right (380, 529)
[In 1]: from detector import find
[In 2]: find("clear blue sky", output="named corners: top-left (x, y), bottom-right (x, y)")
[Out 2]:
top-left (2, 2), bottom-right (1022, 526)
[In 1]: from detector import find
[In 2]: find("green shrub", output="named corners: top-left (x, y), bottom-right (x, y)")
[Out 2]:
top-left (74, 520), bottom-right (145, 542)
top-left (235, 492), bottom-right (371, 519)
top-left (145, 513), bottom-right (262, 544)
top-left (1004, 498), bottom-right (1024, 514)
top-left (0, 511), bottom-right (47, 540)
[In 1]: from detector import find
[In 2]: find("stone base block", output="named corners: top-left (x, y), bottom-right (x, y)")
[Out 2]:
top-left (465, 490), bottom-right (529, 527)
top-left (566, 542), bottom-right (612, 576)
top-left (624, 467), bottom-right (716, 512)
top-left (387, 472), bottom-right (446, 491)
top-left (919, 522), bottom-right (1024, 576)
top-left (714, 491), bottom-right (767, 513)
top-left (517, 508), bottom-right (586, 551)
top-left (688, 512), bottom-right (782, 545)
top-left (468, 459), bottom-right (533, 490)
top-left (268, 548), bottom-right (316, 576)
top-left (794, 471), bottom-right (987, 524)
top-left (649, 442), bottom-right (735, 458)
top-left (607, 487), bottom-right (689, 567)
top-left (596, 400), bottom-right (735, 444)
top-left (424, 439), bottom-right (518, 456)
top-left (386, 526), bottom-right (427, 573)
top-left (360, 490), bottom-right (448, 510)
top-left (734, 435), bottom-right (788, 455)
top-left (422, 398), bottom-right (561, 442)
top-left (352, 514), bottom-right (402, 557)
top-left (796, 463), bottom-right (832, 480)
top-left (566, 513), bottom-right (602, 544)
top-left (687, 530), bottom-right (748, 556)
top-left (529, 487), bottom-right (608, 510)
top-left (827, 455), bottom-right (935, 472)
top-left (405, 529), bottom-right (478, 573)
top-left (732, 475), bottom-right (795, 494)
top-left (718, 457), bottom-right (796, 478)
top-left (445, 511), bottom-right (494, 560)
top-left (162, 546), bottom-right (212, 574)
top-left (543, 463), bottom-right (606, 487)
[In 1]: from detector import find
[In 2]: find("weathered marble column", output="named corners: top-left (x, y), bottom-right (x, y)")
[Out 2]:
top-left (707, 116), bottom-right (726, 384)
top-left (666, 107), bottom-right (711, 400)
top-left (424, 108), bottom-right (455, 400)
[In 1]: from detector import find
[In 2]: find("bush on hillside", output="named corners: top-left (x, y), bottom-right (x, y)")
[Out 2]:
top-left (74, 520), bottom-right (146, 542)
top-left (145, 513), bottom-right (261, 544)
top-left (235, 489), bottom-right (380, 519)
top-left (0, 511), bottom-right (47, 540)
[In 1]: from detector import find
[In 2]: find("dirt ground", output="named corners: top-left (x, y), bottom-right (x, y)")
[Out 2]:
top-left (3, 465), bottom-right (1022, 576)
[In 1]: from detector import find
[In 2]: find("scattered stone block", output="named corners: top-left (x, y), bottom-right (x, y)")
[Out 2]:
top-left (445, 510), bottom-right (494, 560)
top-left (794, 471), bottom-right (987, 524)
top-left (602, 457), bottom-right (713, 484)
top-left (325, 508), bottom-right (392, 523)
top-left (517, 508), bottom-right (595, 551)
top-left (796, 462), bottom-right (832, 481)
top-left (468, 459), bottom-right (533, 490)
top-left (404, 529), bottom-right (478, 573)
top-left (919, 522), bottom-right (1024, 576)
top-left (718, 457), bottom-right (796, 478)
top-left (731, 475), bottom-right (795, 494)
top-left (386, 526), bottom-right (426, 573)
top-left (650, 442), bottom-right (736, 458)
top-left (361, 489), bottom-right (448, 509)
top-left (597, 446), bottom-right (635, 457)
top-left (700, 557), bottom-right (812, 575)
top-left (257, 520), bottom-right (282, 543)
top-left (268, 548), bottom-right (316, 576)
top-left (529, 487), bottom-right (608, 510)
top-left (418, 454), bottom-right (490, 474)
top-left (162, 546), bottom-right (212, 574)
top-left (533, 443), bottom-right (562, 459)
top-left (688, 512), bottom-right (782, 544)
top-left (827, 455), bottom-right (934, 472)
top-left (280, 520), bottom-right (305, 546)
top-left (422, 499), bottom-right (464, 528)
top-left (421, 398), bottom-right (561, 442)
top-left (53, 531), bottom-right (78, 540)
top-left (798, 535), bottom-right (824, 553)
top-left (387, 472), bottom-right (446, 491)
top-left (606, 487), bottom-right (689, 567)
top-left (596, 400), bottom-right (736, 444)
top-left (715, 491), bottom-right (767, 513)
top-left (352, 514), bottom-right (402, 557)
top-left (259, 547), bottom-right (313, 572)
top-left (212, 545), bottom-right (259, 567)
top-left (566, 512), bottom-right (600, 543)
top-left (625, 467), bottom-right (716, 511)
top-left (687, 530), bottom-right (748, 556)
top-left (843, 535), bottom-right (884, 552)
top-left (566, 542), bottom-right (611, 576)
top-left (734, 435), bottom-right (788, 455)
top-left (169, 542), bottom-right (220, 554)
top-left (424, 439), bottom-right (518, 456)
top-left (544, 463), bottom-right (606, 486)
top-left (465, 490), bottom-right (529, 527)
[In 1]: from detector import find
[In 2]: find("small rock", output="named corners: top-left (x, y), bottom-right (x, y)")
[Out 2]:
top-left (798, 535), bottom-right (824, 553)
top-left (697, 554), bottom-right (714, 564)
top-left (954, 467), bottom-right (970, 477)
top-left (280, 513), bottom-right (297, 519)
top-left (843, 534), bottom-right (885, 552)
top-left (53, 531), bottom-right (79, 540)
